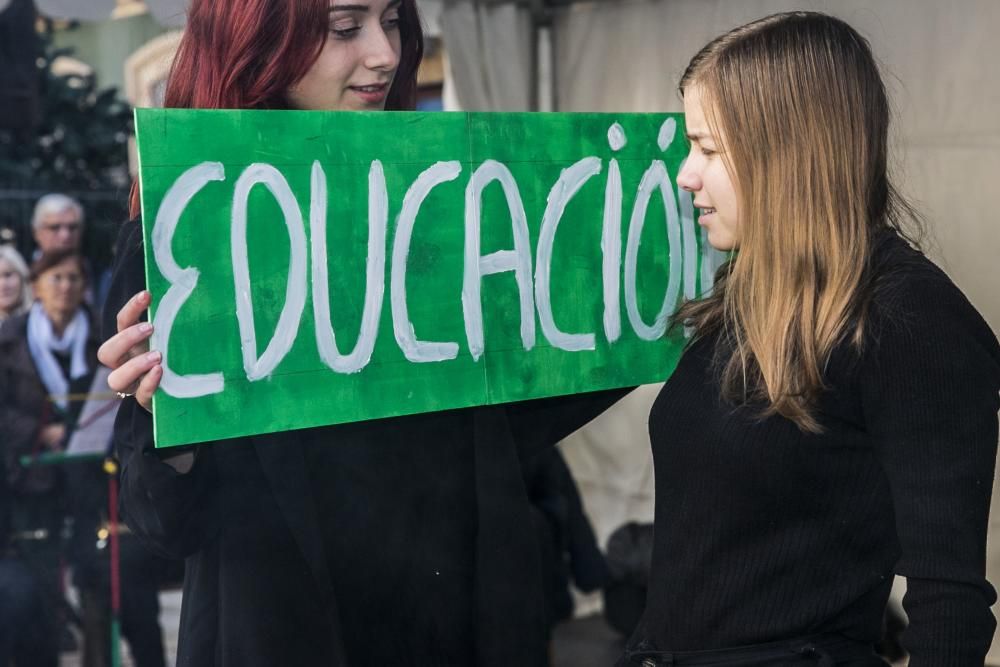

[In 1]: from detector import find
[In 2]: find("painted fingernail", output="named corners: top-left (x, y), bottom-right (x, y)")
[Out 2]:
top-left (139, 323), bottom-right (153, 334)
top-left (147, 351), bottom-right (162, 363)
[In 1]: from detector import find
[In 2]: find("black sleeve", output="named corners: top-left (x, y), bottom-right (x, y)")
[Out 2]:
top-left (862, 267), bottom-right (1000, 665)
top-left (102, 218), bottom-right (144, 343)
top-left (505, 387), bottom-right (633, 464)
top-left (105, 220), bottom-right (221, 560)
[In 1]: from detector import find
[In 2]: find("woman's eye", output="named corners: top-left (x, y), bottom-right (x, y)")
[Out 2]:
top-left (331, 22), bottom-right (360, 38)
top-left (700, 146), bottom-right (717, 156)
top-left (383, 14), bottom-right (400, 30)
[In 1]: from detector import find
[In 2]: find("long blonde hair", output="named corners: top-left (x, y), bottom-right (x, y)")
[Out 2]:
top-left (675, 12), bottom-right (919, 432)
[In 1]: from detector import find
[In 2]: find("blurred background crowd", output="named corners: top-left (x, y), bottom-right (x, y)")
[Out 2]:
top-left (0, 0), bottom-right (997, 665)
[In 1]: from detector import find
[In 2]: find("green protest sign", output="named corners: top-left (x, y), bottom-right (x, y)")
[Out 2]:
top-left (135, 109), bottom-right (719, 448)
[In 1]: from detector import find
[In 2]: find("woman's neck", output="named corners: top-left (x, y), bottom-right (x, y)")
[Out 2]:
top-left (45, 308), bottom-right (73, 337)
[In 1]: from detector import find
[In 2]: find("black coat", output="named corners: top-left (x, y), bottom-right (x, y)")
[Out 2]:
top-left (0, 309), bottom-right (99, 498)
top-left (106, 220), bottom-right (629, 667)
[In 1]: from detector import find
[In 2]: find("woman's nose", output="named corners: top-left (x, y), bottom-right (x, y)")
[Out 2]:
top-left (676, 160), bottom-right (701, 193)
top-left (365, 26), bottom-right (399, 72)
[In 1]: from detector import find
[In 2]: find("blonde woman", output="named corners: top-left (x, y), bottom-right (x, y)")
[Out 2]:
top-left (0, 245), bottom-right (31, 325)
top-left (624, 12), bottom-right (1000, 666)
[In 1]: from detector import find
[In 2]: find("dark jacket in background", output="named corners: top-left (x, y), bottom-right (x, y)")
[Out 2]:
top-left (526, 447), bottom-right (611, 631)
top-left (0, 309), bottom-right (98, 513)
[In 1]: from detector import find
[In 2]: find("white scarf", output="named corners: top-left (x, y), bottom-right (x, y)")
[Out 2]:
top-left (26, 302), bottom-right (90, 411)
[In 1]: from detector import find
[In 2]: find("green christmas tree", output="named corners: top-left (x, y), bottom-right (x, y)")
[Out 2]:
top-left (0, 18), bottom-right (132, 265)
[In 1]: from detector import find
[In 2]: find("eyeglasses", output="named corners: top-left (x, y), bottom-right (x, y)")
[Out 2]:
top-left (40, 223), bottom-right (82, 234)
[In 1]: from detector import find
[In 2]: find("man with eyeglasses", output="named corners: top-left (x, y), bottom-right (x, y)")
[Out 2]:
top-left (31, 194), bottom-right (84, 257)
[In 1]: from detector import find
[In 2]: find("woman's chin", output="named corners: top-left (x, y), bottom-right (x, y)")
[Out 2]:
top-left (706, 230), bottom-right (736, 252)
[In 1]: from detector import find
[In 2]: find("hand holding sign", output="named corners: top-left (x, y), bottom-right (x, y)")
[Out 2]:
top-left (98, 290), bottom-right (162, 412)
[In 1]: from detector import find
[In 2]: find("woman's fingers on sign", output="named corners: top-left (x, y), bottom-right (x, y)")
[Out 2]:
top-left (98, 321), bottom-right (153, 369)
top-left (107, 349), bottom-right (161, 389)
top-left (135, 363), bottom-right (163, 412)
top-left (108, 350), bottom-right (161, 398)
top-left (116, 290), bottom-right (150, 334)
top-left (99, 291), bottom-right (153, 369)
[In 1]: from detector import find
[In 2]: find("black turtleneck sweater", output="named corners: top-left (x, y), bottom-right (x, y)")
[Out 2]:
top-left (635, 233), bottom-right (1000, 666)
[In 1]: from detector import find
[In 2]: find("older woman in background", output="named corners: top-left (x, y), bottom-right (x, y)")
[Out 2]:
top-left (0, 248), bottom-right (95, 667)
top-left (0, 245), bottom-right (31, 325)
top-left (0, 248), bottom-right (95, 506)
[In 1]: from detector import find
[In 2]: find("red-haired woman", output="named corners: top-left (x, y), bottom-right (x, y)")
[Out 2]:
top-left (98, 2), bottom-right (624, 665)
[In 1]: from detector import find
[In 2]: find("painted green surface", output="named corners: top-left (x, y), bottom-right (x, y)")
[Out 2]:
top-left (135, 109), bottom-right (711, 447)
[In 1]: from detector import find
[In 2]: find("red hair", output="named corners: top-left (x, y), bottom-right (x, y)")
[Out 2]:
top-left (129, 0), bottom-right (424, 217)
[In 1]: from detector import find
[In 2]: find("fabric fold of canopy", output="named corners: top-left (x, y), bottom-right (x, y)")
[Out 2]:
top-left (440, 1), bottom-right (534, 111)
